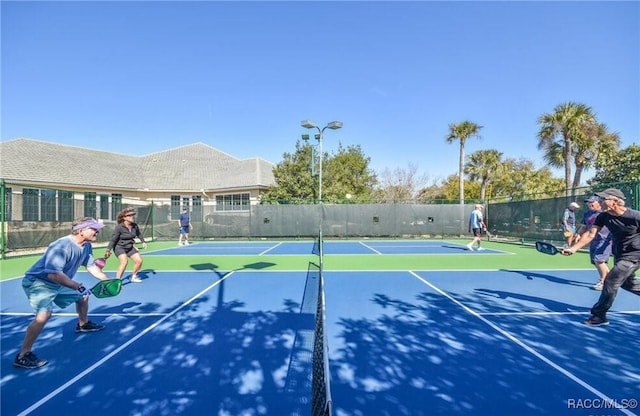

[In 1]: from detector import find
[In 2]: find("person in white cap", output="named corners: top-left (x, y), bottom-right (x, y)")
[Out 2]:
top-left (563, 188), bottom-right (640, 326)
top-left (561, 201), bottom-right (581, 248)
top-left (467, 204), bottom-right (486, 251)
top-left (14, 217), bottom-right (112, 369)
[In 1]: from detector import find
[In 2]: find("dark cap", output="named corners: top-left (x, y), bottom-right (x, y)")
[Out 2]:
top-left (584, 195), bottom-right (600, 203)
top-left (595, 188), bottom-right (626, 200)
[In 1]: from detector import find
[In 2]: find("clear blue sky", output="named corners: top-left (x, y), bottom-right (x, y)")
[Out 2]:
top-left (2, 1), bottom-right (638, 184)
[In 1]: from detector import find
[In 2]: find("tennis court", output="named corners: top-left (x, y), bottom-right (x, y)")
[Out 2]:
top-left (1, 239), bottom-right (639, 416)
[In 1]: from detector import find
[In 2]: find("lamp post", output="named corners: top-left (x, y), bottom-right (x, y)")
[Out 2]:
top-left (300, 120), bottom-right (343, 203)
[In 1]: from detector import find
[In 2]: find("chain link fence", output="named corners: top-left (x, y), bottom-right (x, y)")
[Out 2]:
top-left (1, 179), bottom-right (638, 257)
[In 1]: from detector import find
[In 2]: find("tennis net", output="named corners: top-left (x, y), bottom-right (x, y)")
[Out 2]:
top-left (310, 231), bottom-right (332, 416)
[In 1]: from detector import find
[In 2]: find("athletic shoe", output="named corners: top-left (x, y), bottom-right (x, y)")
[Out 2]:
top-left (476, 247), bottom-right (485, 251)
top-left (184, 241), bottom-right (189, 245)
top-left (14, 351), bottom-right (48, 369)
top-left (592, 281), bottom-right (603, 291)
top-left (178, 242), bottom-right (183, 246)
top-left (466, 244), bottom-right (474, 251)
top-left (75, 321), bottom-right (105, 333)
top-left (584, 315), bottom-right (609, 327)
top-left (130, 275), bottom-right (143, 283)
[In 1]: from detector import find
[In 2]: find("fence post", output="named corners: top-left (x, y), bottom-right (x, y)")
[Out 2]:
top-left (0, 179), bottom-right (5, 259)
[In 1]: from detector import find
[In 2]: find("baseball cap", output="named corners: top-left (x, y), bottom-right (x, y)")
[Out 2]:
top-left (569, 202), bottom-right (580, 209)
top-left (595, 188), bottom-right (626, 200)
top-left (584, 196), bottom-right (600, 203)
top-left (72, 218), bottom-right (105, 232)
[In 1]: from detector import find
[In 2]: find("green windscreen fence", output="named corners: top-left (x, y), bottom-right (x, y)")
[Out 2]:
top-left (1, 179), bottom-right (638, 257)
top-left (487, 181), bottom-right (639, 245)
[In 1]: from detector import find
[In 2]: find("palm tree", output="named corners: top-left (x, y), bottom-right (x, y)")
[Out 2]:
top-left (465, 149), bottom-right (502, 202)
top-left (572, 122), bottom-right (620, 189)
top-left (537, 102), bottom-right (596, 196)
top-left (445, 121), bottom-right (482, 204)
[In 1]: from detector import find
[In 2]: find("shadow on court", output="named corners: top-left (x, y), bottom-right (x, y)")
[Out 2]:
top-left (500, 269), bottom-right (592, 289)
top-left (1, 270), bottom-right (315, 416)
top-left (328, 289), bottom-right (639, 416)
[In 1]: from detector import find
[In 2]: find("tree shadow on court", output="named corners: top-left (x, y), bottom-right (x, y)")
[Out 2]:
top-left (500, 269), bottom-right (592, 289)
top-left (329, 291), bottom-right (640, 416)
top-left (2, 269), bottom-right (313, 416)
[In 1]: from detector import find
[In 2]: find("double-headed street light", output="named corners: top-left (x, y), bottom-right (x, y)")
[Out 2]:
top-left (300, 120), bottom-right (343, 203)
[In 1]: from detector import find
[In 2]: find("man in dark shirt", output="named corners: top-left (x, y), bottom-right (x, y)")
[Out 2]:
top-left (563, 188), bottom-right (640, 326)
top-left (178, 207), bottom-right (192, 246)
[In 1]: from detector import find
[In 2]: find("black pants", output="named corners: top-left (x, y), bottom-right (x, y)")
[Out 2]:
top-left (591, 259), bottom-right (640, 319)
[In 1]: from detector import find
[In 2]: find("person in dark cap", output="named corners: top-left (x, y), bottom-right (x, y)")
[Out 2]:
top-left (563, 188), bottom-right (640, 326)
top-left (105, 208), bottom-right (148, 283)
top-left (575, 195), bottom-right (612, 290)
top-left (177, 207), bottom-right (193, 246)
top-left (14, 217), bottom-right (112, 369)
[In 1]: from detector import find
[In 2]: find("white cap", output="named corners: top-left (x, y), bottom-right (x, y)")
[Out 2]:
top-left (569, 202), bottom-right (580, 209)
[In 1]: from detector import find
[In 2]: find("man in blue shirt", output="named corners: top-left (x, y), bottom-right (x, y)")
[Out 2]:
top-left (467, 204), bottom-right (486, 251)
top-left (15, 217), bottom-right (112, 369)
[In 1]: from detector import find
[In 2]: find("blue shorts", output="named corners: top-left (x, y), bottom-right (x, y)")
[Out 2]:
top-left (471, 228), bottom-right (483, 237)
top-left (22, 278), bottom-right (83, 314)
top-left (590, 239), bottom-right (612, 264)
top-left (179, 226), bottom-right (189, 235)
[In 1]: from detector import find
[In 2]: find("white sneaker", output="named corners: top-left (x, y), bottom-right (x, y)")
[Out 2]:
top-left (593, 281), bottom-right (603, 291)
top-left (184, 241), bottom-right (189, 245)
top-left (130, 275), bottom-right (142, 283)
top-left (477, 247), bottom-right (485, 251)
top-left (178, 242), bottom-right (183, 246)
top-left (466, 244), bottom-right (474, 251)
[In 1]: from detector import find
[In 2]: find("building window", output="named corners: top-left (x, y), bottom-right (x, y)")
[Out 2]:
top-left (59, 190), bottom-right (74, 221)
top-left (23, 188), bottom-right (39, 221)
top-left (216, 193), bottom-right (250, 211)
top-left (84, 192), bottom-right (97, 218)
top-left (99, 194), bottom-right (109, 220)
top-left (192, 195), bottom-right (202, 222)
top-left (111, 194), bottom-right (122, 219)
top-left (3, 187), bottom-right (12, 221)
top-left (171, 195), bottom-right (181, 220)
top-left (23, 188), bottom-right (75, 221)
top-left (40, 189), bottom-right (56, 221)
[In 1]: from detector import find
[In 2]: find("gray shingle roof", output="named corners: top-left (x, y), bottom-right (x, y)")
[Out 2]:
top-left (0, 138), bottom-right (275, 191)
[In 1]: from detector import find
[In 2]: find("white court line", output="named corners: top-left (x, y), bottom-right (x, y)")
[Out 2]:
top-left (409, 270), bottom-right (637, 416)
top-left (1, 312), bottom-right (167, 317)
top-left (480, 310), bottom-right (640, 316)
top-left (16, 271), bottom-right (235, 416)
top-left (358, 241), bottom-right (383, 254)
top-left (259, 241), bottom-right (283, 255)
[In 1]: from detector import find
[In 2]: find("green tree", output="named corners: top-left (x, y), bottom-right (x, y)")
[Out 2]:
top-left (262, 142), bottom-right (376, 204)
top-left (323, 144), bottom-right (378, 203)
top-left (261, 141), bottom-right (317, 203)
top-left (537, 102), bottom-right (596, 196)
top-left (465, 149), bottom-right (503, 203)
top-left (491, 158), bottom-right (564, 199)
top-left (590, 143), bottom-right (640, 184)
top-left (572, 122), bottom-right (620, 188)
top-left (445, 121), bottom-right (483, 204)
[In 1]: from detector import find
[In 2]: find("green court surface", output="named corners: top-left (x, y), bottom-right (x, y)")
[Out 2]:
top-left (0, 239), bottom-right (592, 281)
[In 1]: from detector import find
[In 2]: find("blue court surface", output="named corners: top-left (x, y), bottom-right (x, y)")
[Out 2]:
top-left (145, 240), bottom-right (505, 256)
top-left (2, 266), bottom-right (639, 415)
